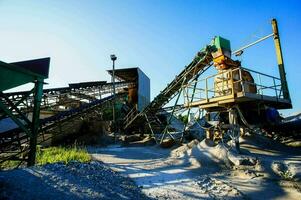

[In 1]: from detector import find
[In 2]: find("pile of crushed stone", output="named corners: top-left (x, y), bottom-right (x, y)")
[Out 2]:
top-left (171, 139), bottom-right (257, 169)
top-left (170, 137), bottom-right (301, 199)
top-left (197, 175), bottom-right (244, 199)
top-left (0, 161), bottom-right (152, 200)
top-left (172, 138), bottom-right (301, 182)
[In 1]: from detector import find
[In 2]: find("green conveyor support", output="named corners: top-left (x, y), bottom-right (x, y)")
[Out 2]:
top-left (0, 57), bottom-right (50, 166)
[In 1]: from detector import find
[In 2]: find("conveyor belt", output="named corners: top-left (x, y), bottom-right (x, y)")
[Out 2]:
top-left (0, 80), bottom-right (133, 118)
top-left (124, 45), bottom-right (214, 130)
top-left (0, 94), bottom-right (121, 163)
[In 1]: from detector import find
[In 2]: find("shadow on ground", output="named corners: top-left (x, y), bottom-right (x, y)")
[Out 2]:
top-left (0, 161), bottom-right (153, 200)
top-left (89, 143), bottom-right (301, 199)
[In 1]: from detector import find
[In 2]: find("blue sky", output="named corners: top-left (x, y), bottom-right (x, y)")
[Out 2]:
top-left (0, 0), bottom-right (300, 115)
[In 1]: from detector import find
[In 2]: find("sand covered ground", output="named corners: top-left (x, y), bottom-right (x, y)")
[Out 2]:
top-left (90, 134), bottom-right (301, 199)
top-left (1, 134), bottom-right (300, 200)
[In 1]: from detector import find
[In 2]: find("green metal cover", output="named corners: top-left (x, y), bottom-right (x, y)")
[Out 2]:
top-left (214, 36), bottom-right (231, 51)
top-left (0, 61), bottom-right (37, 91)
top-left (0, 58), bottom-right (50, 92)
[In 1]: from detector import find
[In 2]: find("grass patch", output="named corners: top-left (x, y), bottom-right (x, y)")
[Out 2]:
top-left (0, 160), bottom-right (22, 170)
top-left (0, 145), bottom-right (91, 170)
top-left (36, 145), bottom-right (91, 165)
top-left (279, 170), bottom-right (294, 180)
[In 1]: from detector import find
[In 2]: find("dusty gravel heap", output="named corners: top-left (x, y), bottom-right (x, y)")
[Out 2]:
top-left (197, 175), bottom-right (244, 199)
top-left (171, 139), bottom-right (257, 169)
top-left (0, 161), bottom-right (152, 200)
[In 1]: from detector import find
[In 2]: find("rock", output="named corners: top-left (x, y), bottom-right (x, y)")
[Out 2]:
top-left (227, 151), bottom-right (257, 166)
top-left (122, 135), bottom-right (143, 143)
top-left (272, 161), bottom-right (301, 181)
top-left (160, 139), bottom-right (175, 148)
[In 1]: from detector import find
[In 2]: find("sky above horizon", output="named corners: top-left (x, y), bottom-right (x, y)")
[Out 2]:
top-left (0, 0), bottom-right (300, 115)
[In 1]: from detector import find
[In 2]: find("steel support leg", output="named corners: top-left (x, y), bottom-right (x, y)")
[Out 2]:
top-left (28, 80), bottom-right (43, 166)
top-left (229, 108), bottom-right (240, 153)
top-left (161, 77), bottom-right (187, 144)
top-left (180, 74), bottom-right (200, 142)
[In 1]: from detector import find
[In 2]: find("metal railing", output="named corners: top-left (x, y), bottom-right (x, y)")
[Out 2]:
top-left (183, 67), bottom-right (284, 105)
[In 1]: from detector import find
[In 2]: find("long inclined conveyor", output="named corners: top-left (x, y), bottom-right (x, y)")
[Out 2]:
top-left (1, 78), bottom-right (132, 164)
top-left (124, 44), bottom-right (215, 130)
top-left (0, 93), bottom-right (124, 164)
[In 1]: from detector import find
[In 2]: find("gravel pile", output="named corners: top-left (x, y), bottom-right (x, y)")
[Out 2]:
top-left (196, 175), bottom-right (244, 199)
top-left (0, 161), bottom-right (152, 200)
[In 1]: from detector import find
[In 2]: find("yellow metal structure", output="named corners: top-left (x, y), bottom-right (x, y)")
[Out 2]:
top-left (183, 67), bottom-right (290, 110)
top-left (272, 19), bottom-right (290, 101)
top-left (183, 19), bottom-right (292, 112)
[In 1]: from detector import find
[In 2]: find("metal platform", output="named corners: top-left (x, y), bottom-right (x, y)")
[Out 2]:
top-left (183, 67), bottom-right (292, 111)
